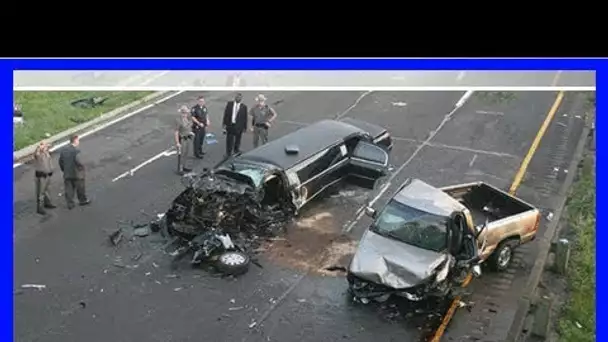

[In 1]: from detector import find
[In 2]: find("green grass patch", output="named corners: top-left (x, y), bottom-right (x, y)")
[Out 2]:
top-left (13, 91), bottom-right (153, 151)
top-left (558, 154), bottom-right (596, 342)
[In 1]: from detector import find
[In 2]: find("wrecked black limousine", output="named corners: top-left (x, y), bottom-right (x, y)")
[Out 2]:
top-left (162, 118), bottom-right (392, 275)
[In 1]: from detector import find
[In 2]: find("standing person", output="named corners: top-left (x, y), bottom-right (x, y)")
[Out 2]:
top-left (33, 141), bottom-right (56, 215)
top-left (222, 93), bottom-right (248, 157)
top-left (249, 94), bottom-right (278, 148)
top-left (175, 105), bottom-right (194, 175)
top-left (58, 134), bottom-right (91, 209)
top-left (190, 96), bottom-right (210, 158)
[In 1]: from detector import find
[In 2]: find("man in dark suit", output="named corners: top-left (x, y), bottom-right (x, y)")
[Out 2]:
top-left (222, 93), bottom-right (248, 157)
top-left (58, 134), bottom-right (91, 209)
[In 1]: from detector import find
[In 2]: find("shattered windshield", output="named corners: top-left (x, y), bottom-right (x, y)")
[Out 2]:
top-left (371, 200), bottom-right (448, 253)
top-left (222, 162), bottom-right (266, 187)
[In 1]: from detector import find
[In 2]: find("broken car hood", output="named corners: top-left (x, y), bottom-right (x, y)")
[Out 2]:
top-left (349, 229), bottom-right (447, 289)
top-left (394, 178), bottom-right (466, 217)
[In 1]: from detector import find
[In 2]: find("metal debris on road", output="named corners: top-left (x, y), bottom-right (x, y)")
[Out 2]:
top-left (391, 102), bottom-right (408, 107)
top-left (131, 252), bottom-right (143, 261)
top-left (109, 229), bottom-right (123, 246)
top-left (248, 321), bottom-right (257, 328)
top-left (133, 224), bottom-right (151, 237)
top-left (21, 284), bottom-right (46, 290)
top-left (228, 306), bottom-right (244, 311)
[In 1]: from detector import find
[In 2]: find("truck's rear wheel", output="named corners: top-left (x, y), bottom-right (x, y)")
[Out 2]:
top-left (489, 240), bottom-right (517, 272)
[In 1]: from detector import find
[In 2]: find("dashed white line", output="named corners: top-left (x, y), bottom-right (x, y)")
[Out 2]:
top-left (469, 154), bottom-right (478, 167)
top-left (111, 148), bottom-right (177, 182)
top-left (335, 91), bottom-right (373, 119)
top-left (343, 91), bottom-right (474, 233)
top-left (475, 110), bottom-right (504, 116)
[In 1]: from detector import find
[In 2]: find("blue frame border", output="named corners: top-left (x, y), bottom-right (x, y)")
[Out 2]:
top-left (4, 59), bottom-right (603, 342)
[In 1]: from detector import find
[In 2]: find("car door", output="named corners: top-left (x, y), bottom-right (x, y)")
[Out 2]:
top-left (347, 141), bottom-right (390, 189)
top-left (450, 212), bottom-right (480, 265)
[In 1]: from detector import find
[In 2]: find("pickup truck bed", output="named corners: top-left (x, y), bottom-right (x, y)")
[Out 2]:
top-left (442, 182), bottom-right (536, 228)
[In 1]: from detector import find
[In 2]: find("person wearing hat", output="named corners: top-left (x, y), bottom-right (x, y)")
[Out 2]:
top-left (249, 94), bottom-right (277, 148)
top-left (175, 105), bottom-right (195, 174)
top-left (33, 141), bottom-right (56, 215)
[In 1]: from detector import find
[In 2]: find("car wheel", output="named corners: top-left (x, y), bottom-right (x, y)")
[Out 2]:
top-left (216, 251), bottom-right (250, 276)
top-left (489, 240), bottom-right (516, 272)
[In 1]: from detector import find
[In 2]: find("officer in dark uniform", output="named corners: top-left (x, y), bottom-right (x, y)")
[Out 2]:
top-left (190, 96), bottom-right (210, 158)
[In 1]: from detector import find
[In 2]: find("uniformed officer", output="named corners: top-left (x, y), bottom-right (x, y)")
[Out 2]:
top-left (249, 94), bottom-right (277, 148)
top-left (175, 105), bottom-right (195, 175)
top-left (33, 141), bottom-right (56, 215)
top-left (190, 96), bottom-right (210, 158)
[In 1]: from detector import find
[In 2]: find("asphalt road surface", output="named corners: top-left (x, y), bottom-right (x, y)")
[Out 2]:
top-left (13, 90), bottom-right (589, 342)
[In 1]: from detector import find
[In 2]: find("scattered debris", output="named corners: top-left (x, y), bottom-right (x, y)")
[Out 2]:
top-left (131, 252), bottom-right (143, 261)
top-left (324, 265), bottom-right (347, 272)
top-left (547, 212), bottom-right (554, 221)
top-left (109, 229), bottom-right (123, 246)
top-left (21, 284), bottom-right (46, 290)
top-left (173, 287), bottom-right (183, 292)
top-left (70, 96), bottom-right (108, 109)
top-left (133, 224), bottom-right (151, 237)
top-left (391, 102), bottom-right (408, 107)
top-left (228, 306), bottom-right (244, 311)
top-left (248, 321), bottom-right (257, 328)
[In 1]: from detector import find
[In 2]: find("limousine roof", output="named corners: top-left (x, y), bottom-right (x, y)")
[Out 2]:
top-left (240, 119), bottom-right (365, 170)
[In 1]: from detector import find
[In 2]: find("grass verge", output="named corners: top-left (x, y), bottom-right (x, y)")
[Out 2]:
top-left (558, 153), bottom-right (596, 342)
top-left (13, 91), bottom-right (154, 151)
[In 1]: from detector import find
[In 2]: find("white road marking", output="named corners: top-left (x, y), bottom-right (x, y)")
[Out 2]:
top-left (335, 91), bottom-right (373, 119)
top-left (343, 91), bottom-right (474, 233)
top-left (475, 110), bottom-right (504, 116)
top-left (469, 154), bottom-right (478, 167)
top-left (13, 91), bottom-right (185, 169)
top-left (551, 71), bottom-right (563, 87)
top-left (140, 71), bottom-right (170, 86)
top-left (111, 148), bottom-right (176, 182)
top-left (391, 137), bottom-right (518, 158)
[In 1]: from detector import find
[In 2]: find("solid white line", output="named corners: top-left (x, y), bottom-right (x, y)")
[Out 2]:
top-left (336, 90), bottom-right (373, 119)
top-left (13, 91), bottom-right (185, 169)
top-left (343, 91), bottom-right (473, 233)
top-left (12, 86), bottom-right (596, 92)
top-left (111, 148), bottom-right (176, 182)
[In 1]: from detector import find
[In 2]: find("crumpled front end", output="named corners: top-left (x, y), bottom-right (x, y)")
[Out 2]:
top-left (347, 230), bottom-right (455, 302)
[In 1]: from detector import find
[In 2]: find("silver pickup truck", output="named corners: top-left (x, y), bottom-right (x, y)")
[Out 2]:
top-left (347, 178), bottom-right (541, 302)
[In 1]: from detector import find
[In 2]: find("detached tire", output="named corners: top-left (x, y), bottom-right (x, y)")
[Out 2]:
top-left (488, 239), bottom-right (517, 272)
top-left (216, 251), bottom-right (251, 276)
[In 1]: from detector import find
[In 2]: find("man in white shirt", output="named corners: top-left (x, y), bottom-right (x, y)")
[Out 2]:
top-left (222, 93), bottom-right (248, 157)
